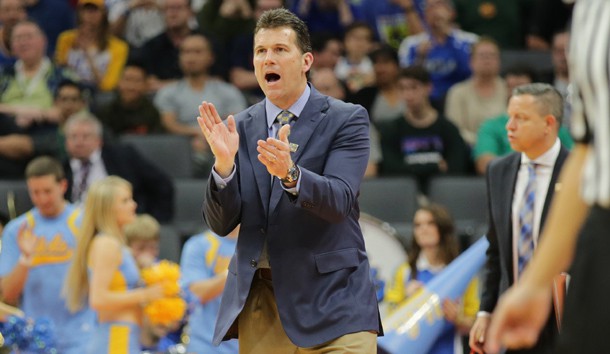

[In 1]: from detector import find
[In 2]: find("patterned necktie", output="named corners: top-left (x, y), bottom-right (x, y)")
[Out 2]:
top-left (73, 159), bottom-right (91, 203)
top-left (518, 162), bottom-right (537, 275)
top-left (275, 110), bottom-right (295, 137)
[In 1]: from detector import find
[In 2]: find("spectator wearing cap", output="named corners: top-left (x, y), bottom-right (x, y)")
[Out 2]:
top-left (55, 0), bottom-right (128, 102)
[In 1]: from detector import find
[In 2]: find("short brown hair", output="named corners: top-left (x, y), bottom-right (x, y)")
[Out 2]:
top-left (25, 156), bottom-right (65, 181)
top-left (124, 214), bottom-right (160, 243)
top-left (255, 8), bottom-right (311, 54)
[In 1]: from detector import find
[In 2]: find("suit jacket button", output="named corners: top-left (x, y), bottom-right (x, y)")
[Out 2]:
top-left (250, 259), bottom-right (258, 268)
top-left (259, 228), bottom-right (266, 234)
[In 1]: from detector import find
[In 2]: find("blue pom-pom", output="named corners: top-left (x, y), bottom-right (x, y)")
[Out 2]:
top-left (2, 316), bottom-right (28, 348)
top-left (28, 317), bottom-right (57, 353)
top-left (1, 315), bottom-right (57, 353)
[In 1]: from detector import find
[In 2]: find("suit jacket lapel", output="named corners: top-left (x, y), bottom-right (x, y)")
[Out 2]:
top-left (268, 88), bottom-right (329, 216)
top-left (502, 153), bottom-right (521, 285)
top-left (540, 146), bottom-right (569, 234)
top-left (243, 102), bottom-right (272, 216)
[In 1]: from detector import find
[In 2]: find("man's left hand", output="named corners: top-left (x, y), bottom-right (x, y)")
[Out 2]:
top-left (257, 124), bottom-right (292, 179)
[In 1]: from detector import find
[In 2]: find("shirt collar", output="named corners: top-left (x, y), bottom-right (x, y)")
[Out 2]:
top-left (70, 148), bottom-right (102, 169)
top-left (265, 84), bottom-right (311, 129)
top-left (520, 138), bottom-right (561, 168)
top-left (416, 253), bottom-right (446, 274)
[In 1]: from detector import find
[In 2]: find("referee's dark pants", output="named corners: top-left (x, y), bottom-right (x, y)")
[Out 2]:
top-left (557, 205), bottom-right (610, 353)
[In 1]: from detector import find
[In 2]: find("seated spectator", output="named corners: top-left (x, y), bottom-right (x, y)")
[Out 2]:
top-left (311, 67), bottom-right (381, 178)
top-left (154, 33), bottom-right (247, 177)
top-left (473, 67), bottom-right (573, 175)
top-left (0, 20), bottom-right (77, 126)
top-left (198, 0), bottom-right (254, 63)
top-left (63, 113), bottom-right (174, 222)
top-left (228, 0), bottom-right (284, 105)
top-left (539, 30), bottom-right (571, 127)
top-left (348, 45), bottom-right (406, 124)
top-left (96, 63), bottom-right (163, 136)
top-left (0, 0), bottom-right (27, 68)
top-left (310, 32), bottom-right (342, 73)
top-left (359, 0), bottom-right (424, 49)
top-left (0, 21), bottom-right (77, 178)
top-left (25, 0), bottom-right (75, 56)
top-left (398, 0), bottom-right (478, 112)
top-left (140, 0), bottom-right (196, 93)
top-left (292, 0), bottom-right (362, 37)
top-left (107, 0), bottom-right (165, 51)
top-left (54, 80), bottom-right (91, 160)
top-left (55, 0), bottom-right (129, 99)
top-left (180, 226), bottom-right (240, 354)
top-left (385, 204), bottom-right (479, 354)
top-left (334, 22), bottom-right (375, 94)
top-left (378, 65), bottom-right (469, 192)
top-left (444, 37), bottom-right (507, 146)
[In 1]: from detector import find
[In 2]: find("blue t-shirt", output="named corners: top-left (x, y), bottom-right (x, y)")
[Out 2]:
top-left (399, 30), bottom-right (478, 100)
top-left (180, 231), bottom-right (238, 354)
top-left (0, 204), bottom-right (95, 354)
top-left (359, 0), bottom-right (425, 48)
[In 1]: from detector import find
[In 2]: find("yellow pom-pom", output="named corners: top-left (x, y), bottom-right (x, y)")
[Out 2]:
top-left (141, 260), bottom-right (181, 286)
top-left (144, 297), bottom-right (187, 326)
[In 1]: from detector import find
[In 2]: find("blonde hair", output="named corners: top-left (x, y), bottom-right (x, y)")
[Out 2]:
top-left (64, 176), bottom-right (132, 312)
top-left (124, 214), bottom-right (160, 244)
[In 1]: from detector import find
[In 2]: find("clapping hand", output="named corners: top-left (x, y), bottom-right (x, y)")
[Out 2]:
top-left (197, 101), bottom-right (239, 177)
top-left (257, 124), bottom-right (293, 179)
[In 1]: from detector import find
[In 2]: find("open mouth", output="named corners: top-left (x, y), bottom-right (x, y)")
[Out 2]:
top-left (265, 73), bottom-right (281, 83)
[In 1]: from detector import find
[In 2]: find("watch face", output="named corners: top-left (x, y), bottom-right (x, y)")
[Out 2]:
top-left (283, 165), bottom-right (299, 183)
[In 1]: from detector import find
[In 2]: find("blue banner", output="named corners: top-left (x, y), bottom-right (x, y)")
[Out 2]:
top-left (378, 237), bottom-right (489, 354)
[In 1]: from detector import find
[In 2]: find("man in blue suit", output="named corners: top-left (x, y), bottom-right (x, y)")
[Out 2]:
top-left (197, 8), bottom-right (382, 353)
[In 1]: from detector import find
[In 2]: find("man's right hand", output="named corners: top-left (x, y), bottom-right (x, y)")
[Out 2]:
top-left (197, 101), bottom-right (239, 177)
top-left (17, 223), bottom-right (38, 266)
top-left (469, 315), bottom-right (490, 354)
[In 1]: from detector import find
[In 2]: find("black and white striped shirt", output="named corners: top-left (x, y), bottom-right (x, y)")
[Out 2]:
top-left (569, 0), bottom-right (610, 207)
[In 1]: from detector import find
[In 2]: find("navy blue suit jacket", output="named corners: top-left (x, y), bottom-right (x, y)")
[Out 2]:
top-left (204, 86), bottom-right (383, 347)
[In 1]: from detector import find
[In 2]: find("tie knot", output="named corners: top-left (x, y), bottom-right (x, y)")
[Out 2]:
top-left (276, 110), bottom-right (295, 126)
top-left (527, 162), bottom-right (537, 175)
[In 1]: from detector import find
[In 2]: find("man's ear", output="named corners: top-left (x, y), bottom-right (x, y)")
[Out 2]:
top-left (303, 52), bottom-right (314, 74)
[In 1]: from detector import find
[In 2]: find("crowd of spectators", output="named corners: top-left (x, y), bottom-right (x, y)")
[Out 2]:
top-left (0, 0), bottom-right (575, 211)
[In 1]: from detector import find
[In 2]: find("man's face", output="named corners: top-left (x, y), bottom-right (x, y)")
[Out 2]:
top-left (399, 77), bottom-right (431, 109)
top-left (162, 0), bottom-right (191, 30)
top-left (314, 39), bottom-right (341, 69)
top-left (179, 36), bottom-right (213, 76)
top-left (506, 94), bottom-right (552, 156)
top-left (65, 122), bottom-right (102, 160)
top-left (27, 175), bottom-right (67, 218)
top-left (0, 0), bottom-right (26, 29)
top-left (471, 42), bottom-right (500, 77)
top-left (253, 27), bottom-right (313, 109)
top-left (374, 57), bottom-right (399, 86)
top-left (55, 86), bottom-right (85, 120)
top-left (129, 239), bottom-right (159, 268)
top-left (118, 66), bottom-right (148, 103)
top-left (10, 23), bottom-right (46, 63)
top-left (552, 32), bottom-right (569, 76)
top-left (311, 69), bottom-right (345, 100)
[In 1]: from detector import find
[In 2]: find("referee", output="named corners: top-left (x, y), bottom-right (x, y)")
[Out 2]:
top-left (483, 0), bottom-right (610, 353)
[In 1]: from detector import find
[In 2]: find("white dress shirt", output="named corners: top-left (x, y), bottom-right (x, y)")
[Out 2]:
top-left (69, 149), bottom-right (108, 205)
top-left (511, 139), bottom-right (561, 282)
